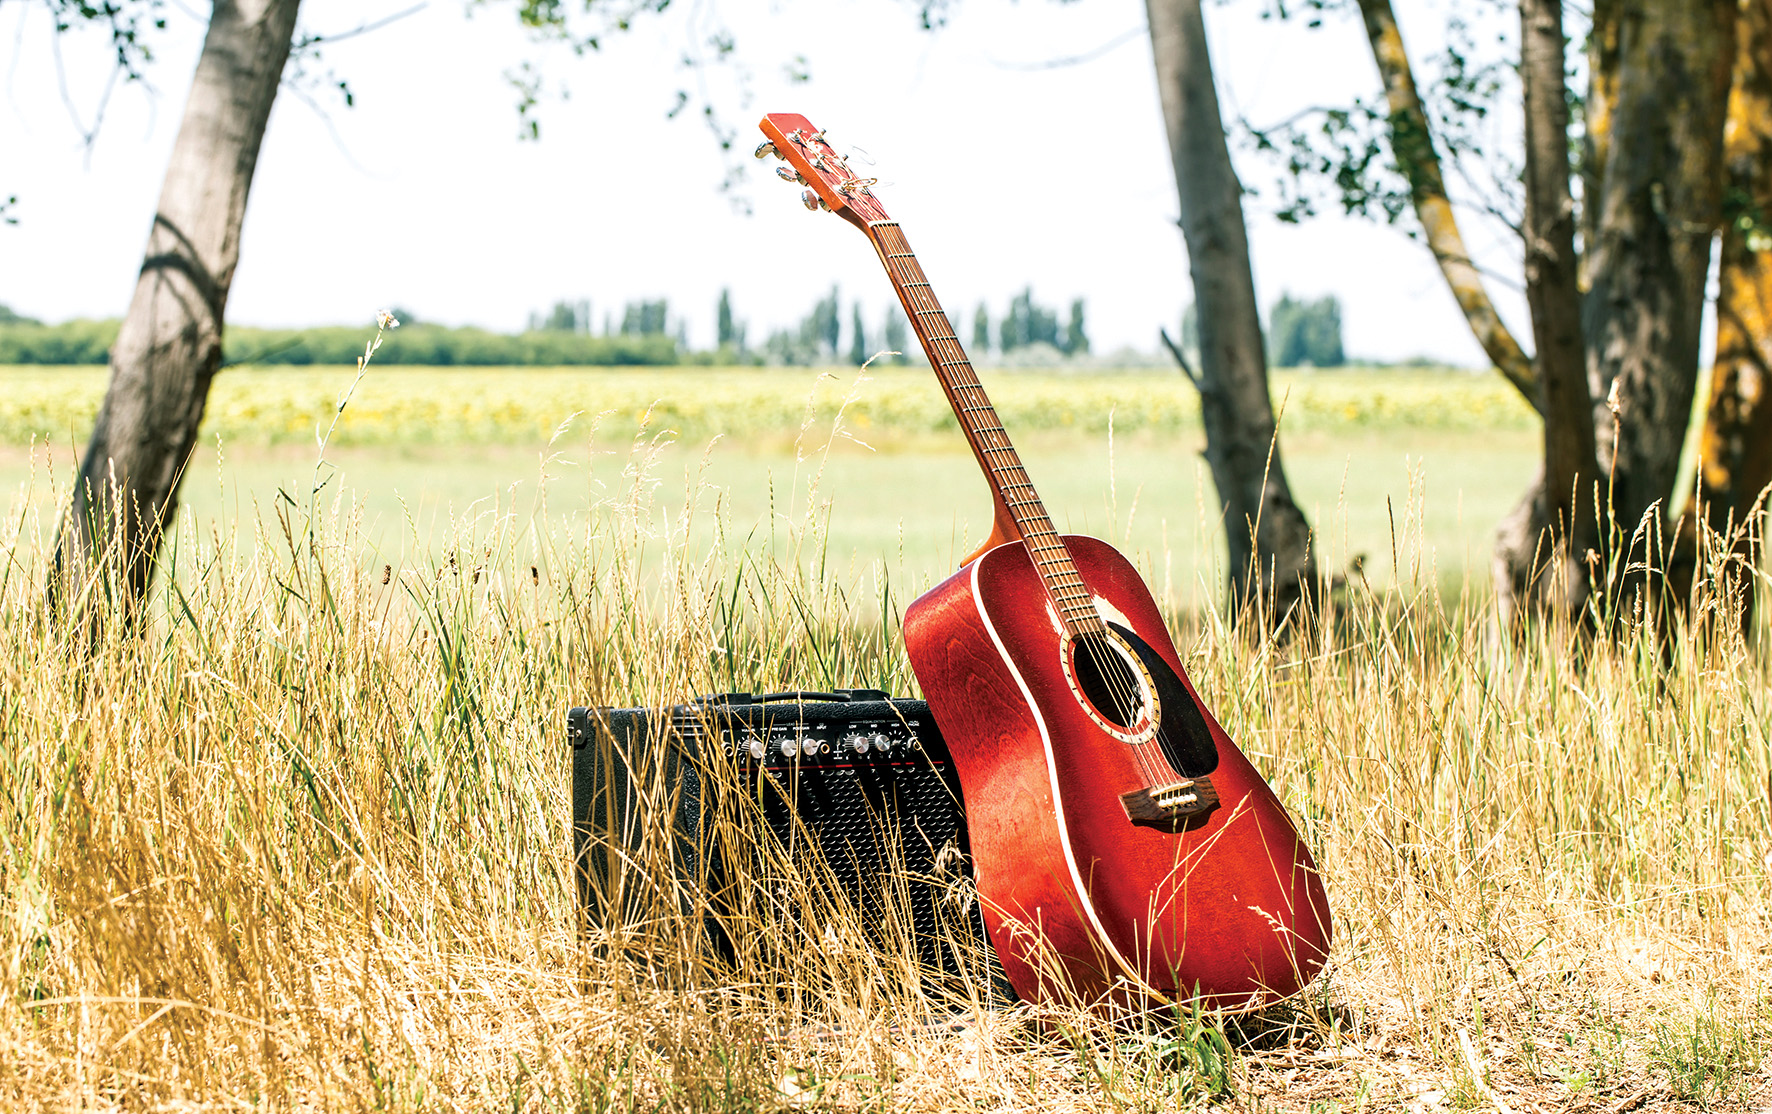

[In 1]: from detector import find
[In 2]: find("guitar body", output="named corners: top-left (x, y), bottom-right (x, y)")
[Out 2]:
top-left (756, 111), bottom-right (1331, 1010)
top-left (905, 535), bottom-right (1331, 1009)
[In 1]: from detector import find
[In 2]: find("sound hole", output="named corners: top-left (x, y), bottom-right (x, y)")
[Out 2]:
top-left (1071, 633), bottom-right (1146, 729)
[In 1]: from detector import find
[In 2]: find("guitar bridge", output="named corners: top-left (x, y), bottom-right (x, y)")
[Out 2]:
top-left (1120, 777), bottom-right (1219, 828)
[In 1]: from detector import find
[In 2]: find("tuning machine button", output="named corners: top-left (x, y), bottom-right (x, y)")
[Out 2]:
top-left (801, 189), bottom-right (830, 212)
top-left (754, 140), bottom-right (780, 160)
top-left (775, 166), bottom-right (805, 185)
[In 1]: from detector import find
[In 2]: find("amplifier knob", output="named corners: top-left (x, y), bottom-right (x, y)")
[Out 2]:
top-left (778, 736), bottom-right (798, 758)
top-left (872, 733), bottom-right (890, 752)
top-left (747, 738), bottom-right (766, 760)
top-left (846, 732), bottom-right (869, 755)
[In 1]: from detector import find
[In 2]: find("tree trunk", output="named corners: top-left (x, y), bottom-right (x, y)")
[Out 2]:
top-left (1669, 0), bottom-right (1772, 629)
top-left (1146, 0), bottom-right (1317, 628)
top-left (1354, 0), bottom-right (1539, 412)
top-left (52, 0), bottom-right (302, 617)
top-left (1494, 0), bottom-right (1601, 626)
top-left (1581, 0), bottom-right (1734, 556)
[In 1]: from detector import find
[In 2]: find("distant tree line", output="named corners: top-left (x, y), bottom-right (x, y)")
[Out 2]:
top-left (221, 323), bottom-right (679, 366)
top-left (969, 289), bottom-right (1090, 358)
top-left (753, 285), bottom-right (914, 367)
top-left (0, 303), bottom-right (680, 367)
top-left (1267, 294), bottom-right (1344, 368)
top-left (0, 290), bottom-right (1348, 371)
top-left (1178, 293), bottom-right (1345, 370)
top-left (0, 316), bottom-right (117, 364)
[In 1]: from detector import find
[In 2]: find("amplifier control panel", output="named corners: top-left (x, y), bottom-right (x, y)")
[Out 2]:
top-left (710, 717), bottom-right (927, 765)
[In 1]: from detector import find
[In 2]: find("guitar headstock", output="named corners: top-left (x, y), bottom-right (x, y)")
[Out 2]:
top-left (756, 113), bottom-right (891, 229)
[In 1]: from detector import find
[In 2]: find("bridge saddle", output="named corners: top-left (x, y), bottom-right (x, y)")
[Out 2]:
top-left (1120, 776), bottom-right (1220, 828)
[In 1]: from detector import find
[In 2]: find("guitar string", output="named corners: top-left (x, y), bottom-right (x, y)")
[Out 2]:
top-left (875, 228), bottom-right (1139, 670)
top-left (878, 229), bottom-right (1104, 628)
top-left (871, 222), bottom-right (1176, 788)
top-left (876, 227), bottom-right (1093, 621)
top-left (824, 158), bottom-right (1182, 786)
top-left (887, 233), bottom-right (1196, 789)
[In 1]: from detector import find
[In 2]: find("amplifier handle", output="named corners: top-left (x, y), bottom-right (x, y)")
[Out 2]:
top-left (699, 689), bottom-right (888, 706)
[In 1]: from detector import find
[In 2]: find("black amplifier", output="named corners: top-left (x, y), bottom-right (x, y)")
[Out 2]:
top-left (567, 689), bottom-right (1001, 991)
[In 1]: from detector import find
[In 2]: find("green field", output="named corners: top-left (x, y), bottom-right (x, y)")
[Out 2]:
top-left (0, 364), bottom-right (1540, 447)
top-left (0, 365), bottom-right (1539, 597)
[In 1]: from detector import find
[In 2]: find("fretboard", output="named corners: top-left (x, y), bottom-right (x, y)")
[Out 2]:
top-left (866, 220), bottom-right (1106, 638)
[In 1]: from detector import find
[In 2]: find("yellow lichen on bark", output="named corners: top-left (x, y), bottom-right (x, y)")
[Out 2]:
top-left (1670, 0), bottom-right (1769, 620)
top-left (1697, 0), bottom-right (1772, 507)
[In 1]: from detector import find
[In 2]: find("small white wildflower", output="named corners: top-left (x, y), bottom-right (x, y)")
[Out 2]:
top-left (375, 310), bottom-right (401, 330)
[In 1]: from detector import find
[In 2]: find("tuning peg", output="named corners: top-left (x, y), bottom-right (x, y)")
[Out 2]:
top-left (754, 140), bottom-right (780, 160)
top-left (801, 189), bottom-right (829, 212)
top-left (808, 129), bottom-right (827, 146)
top-left (775, 166), bottom-right (805, 185)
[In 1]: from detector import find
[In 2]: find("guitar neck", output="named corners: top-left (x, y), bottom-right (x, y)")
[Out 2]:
top-left (864, 220), bottom-right (1105, 637)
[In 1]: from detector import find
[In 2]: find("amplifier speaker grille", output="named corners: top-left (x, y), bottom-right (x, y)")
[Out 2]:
top-left (568, 691), bottom-right (1004, 995)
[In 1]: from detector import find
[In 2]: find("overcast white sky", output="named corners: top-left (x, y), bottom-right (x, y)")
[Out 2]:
top-left (0, 0), bottom-right (1529, 363)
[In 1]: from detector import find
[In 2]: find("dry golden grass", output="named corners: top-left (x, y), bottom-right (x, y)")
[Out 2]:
top-left (3, 401), bottom-right (1772, 1112)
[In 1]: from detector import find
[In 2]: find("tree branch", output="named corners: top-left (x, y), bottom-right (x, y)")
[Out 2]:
top-left (1158, 326), bottom-right (1203, 392)
top-left (1355, 0), bottom-right (1541, 413)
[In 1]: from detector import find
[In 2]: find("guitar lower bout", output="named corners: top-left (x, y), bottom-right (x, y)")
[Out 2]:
top-left (904, 533), bottom-right (1333, 1011)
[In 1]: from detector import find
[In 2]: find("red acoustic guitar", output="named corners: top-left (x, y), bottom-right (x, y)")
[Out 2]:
top-left (756, 113), bottom-right (1331, 1011)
